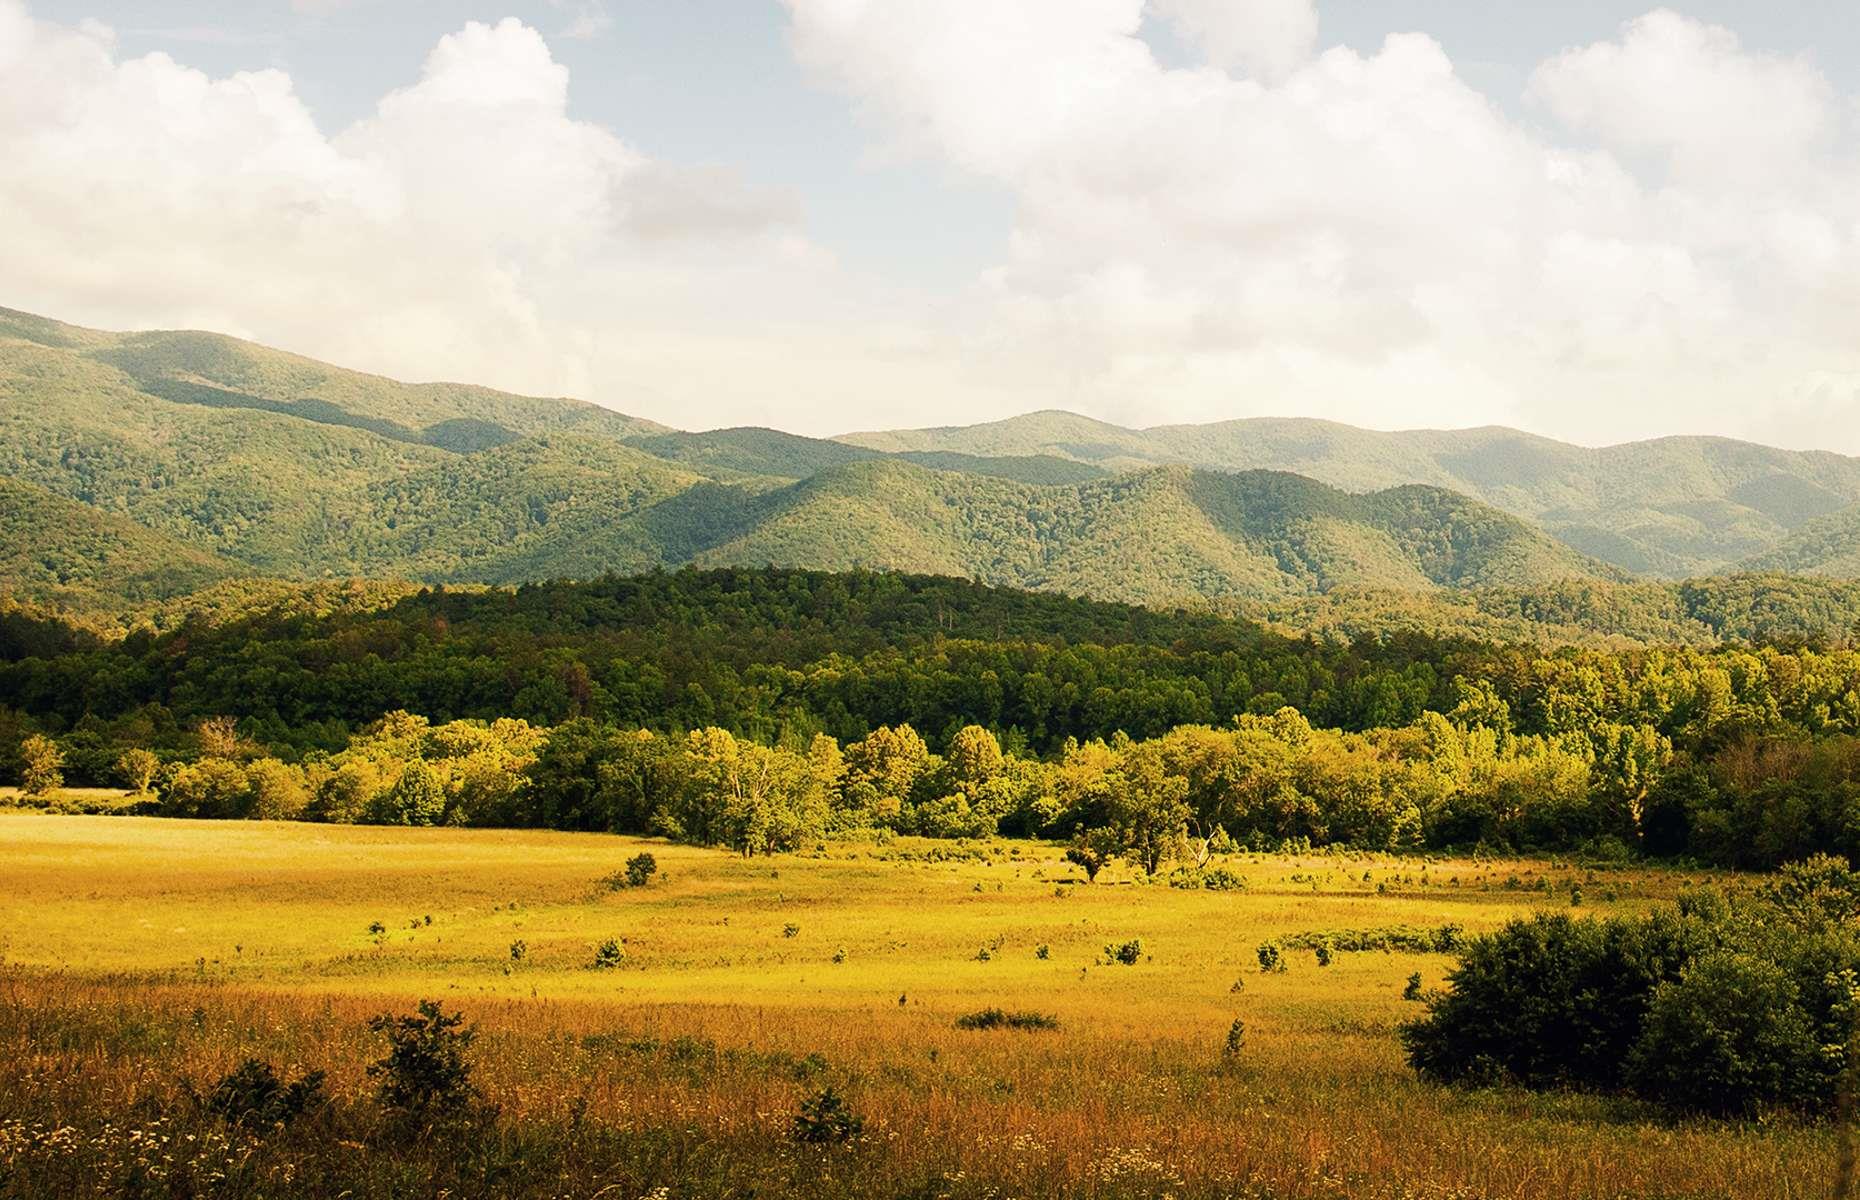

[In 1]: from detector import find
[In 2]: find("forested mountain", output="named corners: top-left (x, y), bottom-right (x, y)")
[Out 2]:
top-left (4, 305), bottom-right (1857, 628)
top-left (0, 477), bottom-right (238, 607)
top-left (1740, 502), bottom-right (1860, 578)
top-left (679, 462), bottom-right (1613, 605)
top-left (841, 412), bottom-right (1860, 576)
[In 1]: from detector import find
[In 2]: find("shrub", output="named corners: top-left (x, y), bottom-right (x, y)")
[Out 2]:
top-left (624, 852), bottom-right (658, 888)
top-left (366, 1000), bottom-right (479, 1125)
top-left (1403, 972), bottom-right (1423, 1001)
top-left (1282, 924), bottom-right (1462, 955)
top-left (1104, 938), bottom-right (1143, 966)
top-left (955, 1008), bottom-right (1059, 1031)
top-left (509, 939), bottom-right (526, 962)
top-left (1625, 951), bottom-right (1825, 1114)
top-left (1256, 941), bottom-right (1283, 973)
top-left (591, 939), bottom-right (625, 969)
top-left (782, 923), bottom-right (800, 939)
top-left (793, 1087), bottom-right (863, 1143)
top-left (1223, 1018), bottom-right (1246, 1058)
top-left (204, 1058), bottom-right (327, 1130)
top-left (1314, 941), bottom-right (1332, 967)
top-left (1401, 912), bottom-right (1704, 1091)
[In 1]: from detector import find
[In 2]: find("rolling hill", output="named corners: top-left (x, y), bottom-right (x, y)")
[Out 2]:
top-left (2, 304), bottom-right (1854, 624)
top-left (0, 476), bottom-right (239, 606)
top-left (841, 412), bottom-right (1860, 576)
top-left (1740, 503), bottom-right (1860, 578)
top-left (669, 461), bottom-right (1615, 606)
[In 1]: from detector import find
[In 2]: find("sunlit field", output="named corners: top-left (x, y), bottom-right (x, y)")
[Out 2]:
top-left (0, 812), bottom-right (1831, 1199)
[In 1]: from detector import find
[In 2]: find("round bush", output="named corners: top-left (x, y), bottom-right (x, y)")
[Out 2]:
top-left (1626, 951), bottom-right (1823, 1114)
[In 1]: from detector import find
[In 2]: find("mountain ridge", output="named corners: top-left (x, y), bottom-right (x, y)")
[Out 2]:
top-left (4, 304), bottom-right (1857, 615)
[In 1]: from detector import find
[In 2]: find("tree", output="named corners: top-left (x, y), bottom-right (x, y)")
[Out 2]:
top-left (115, 747), bottom-right (160, 794)
top-left (381, 759), bottom-right (447, 826)
top-left (246, 758), bottom-right (311, 821)
top-left (367, 1000), bottom-right (479, 1125)
top-left (1064, 827), bottom-right (1120, 882)
top-left (681, 728), bottom-right (830, 856)
top-left (1105, 741), bottom-right (1192, 875)
top-left (18, 734), bottom-right (64, 797)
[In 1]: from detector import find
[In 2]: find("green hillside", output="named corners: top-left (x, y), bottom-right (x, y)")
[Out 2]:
top-left (676, 462), bottom-right (1611, 607)
top-left (840, 414), bottom-right (1860, 576)
top-left (624, 426), bottom-right (1108, 486)
top-left (4, 304), bottom-right (1856, 628)
top-left (0, 477), bottom-right (239, 606)
top-left (1, 307), bottom-right (666, 449)
top-left (1739, 503), bottom-right (1860, 578)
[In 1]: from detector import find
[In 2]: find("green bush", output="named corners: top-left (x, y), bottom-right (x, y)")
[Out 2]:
top-left (955, 1008), bottom-right (1059, 1031)
top-left (1625, 952), bottom-right (1824, 1115)
top-left (624, 852), bottom-right (658, 888)
top-left (203, 1058), bottom-right (327, 1130)
top-left (1103, 938), bottom-right (1143, 966)
top-left (366, 1000), bottom-right (479, 1126)
top-left (792, 1087), bottom-right (863, 1144)
top-left (1403, 861), bottom-right (1860, 1114)
top-left (1400, 912), bottom-right (1703, 1091)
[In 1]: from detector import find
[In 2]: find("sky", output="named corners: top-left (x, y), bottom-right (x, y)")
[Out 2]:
top-left (3, 1), bottom-right (1858, 450)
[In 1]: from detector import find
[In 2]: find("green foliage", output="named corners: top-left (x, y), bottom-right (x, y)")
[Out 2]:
top-left (953, 1008), bottom-right (1060, 1031)
top-left (792, 1087), bottom-right (863, 1144)
top-left (1223, 1018), bottom-right (1246, 1059)
top-left (590, 939), bottom-right (624, 970)
top-left (1065, 830), bottom-right (1119, 882)
top-left (8, 565), bottom-right (1860, 865)
top-left (1402, 863), bottom-right (1860, 1113)
top-left (114, 747), bottom-right (159, 793)
top-left (1104, 938), bottom-right (1144, 966)
top-left (623, 852), bottom-right (658, 888)
top-left (203, 1058), bottom-right (327, 1130)
top-left (1625, 952), bottom-right (1823, 1114)
top-left (1282, 925), bottom-right (1463, 954)
top-left (378, 759), bottom-right (446, 826)
top-left (1256, 941), bottom-right (1284, 973)
top-left (17, 733), bottom-right (63, 796)
top-left (366, 1000), bottom-right (479, 1125)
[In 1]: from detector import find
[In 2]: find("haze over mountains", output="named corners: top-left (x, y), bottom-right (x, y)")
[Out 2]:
top-left (5, 305), bottom-right (1860, 620)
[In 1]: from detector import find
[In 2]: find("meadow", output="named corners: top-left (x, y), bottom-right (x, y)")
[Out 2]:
top-left (0, 810), bottom-right (1834, 1199)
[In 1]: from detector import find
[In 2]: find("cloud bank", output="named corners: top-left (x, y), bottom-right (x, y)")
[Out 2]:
top-left (2, 1), bottom-right (1857, 449)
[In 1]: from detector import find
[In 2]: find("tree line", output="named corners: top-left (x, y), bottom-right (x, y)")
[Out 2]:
top-left (3, 568), bottom-right (1859, 867)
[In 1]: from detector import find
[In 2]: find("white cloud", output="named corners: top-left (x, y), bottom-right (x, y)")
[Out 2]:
top-left (1153, 0), bottom-right (1317, 83)
top-left (1527, 10), bottom-right (1834, 188)
top-left (0, 3), bottom-right (935, 430)
top-left (783, 0), bottom-right (1860, 450)
top-left (2, 1), bottom-right (1859, 451)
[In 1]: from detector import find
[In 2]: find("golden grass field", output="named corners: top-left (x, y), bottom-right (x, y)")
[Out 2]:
top-left (0, 810), bottom-right (1834, 1199)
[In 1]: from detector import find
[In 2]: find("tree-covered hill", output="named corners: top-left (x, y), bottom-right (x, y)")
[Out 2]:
top-left (0, 477), bottom-right (239, 607)
top-left (6, 304), bottom-right (1860, 626)
top-left (682, 462), bottom-right (1613, 606)
top-left (840, 413), bottom-right (1860, 576)
top-left (1739, 502), bottom-right (1860, 578)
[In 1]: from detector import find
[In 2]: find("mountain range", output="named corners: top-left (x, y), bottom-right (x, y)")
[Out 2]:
top-left (4, 305), bottom-right (1859, 624)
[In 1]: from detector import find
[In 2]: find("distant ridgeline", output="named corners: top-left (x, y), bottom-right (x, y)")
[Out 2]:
top-left (9, 304), bottom-right (1860, 622)
top-left (2, 568), bottom-right (1857, 869)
